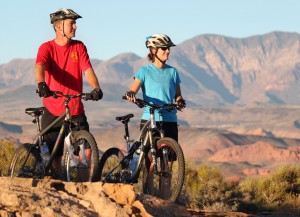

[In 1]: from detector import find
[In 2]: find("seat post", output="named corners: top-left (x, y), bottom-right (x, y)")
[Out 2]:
top-left (123, 121), bottom-right (130, 142)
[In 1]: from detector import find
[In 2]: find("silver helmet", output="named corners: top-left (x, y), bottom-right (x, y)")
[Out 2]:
top-left (50, 8), bottom-right (82, 24)
top-left (145, 33), bottom-right (176, 48)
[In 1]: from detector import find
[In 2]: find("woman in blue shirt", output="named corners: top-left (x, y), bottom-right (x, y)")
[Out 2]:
top-left (125, 33), bottom-right (185, 141)
top-left (125, 34), bottom-right (186, 199)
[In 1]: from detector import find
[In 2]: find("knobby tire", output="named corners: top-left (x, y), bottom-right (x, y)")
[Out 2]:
top-left (62, 130), bottom-right (100, 182)
top-left (8, 143), bottom-right (44, 178)
top-left (98, 147), bottom-right (125, 183)
top-left (142, 137), bottom-right (185, 202)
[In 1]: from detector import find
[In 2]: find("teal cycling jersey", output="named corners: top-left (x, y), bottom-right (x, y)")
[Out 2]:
top-left (134, 63), bottom-right (181, 122)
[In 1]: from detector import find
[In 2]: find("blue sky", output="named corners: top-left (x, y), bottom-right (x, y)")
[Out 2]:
top-left (1, 0), bottom-right (300, 65)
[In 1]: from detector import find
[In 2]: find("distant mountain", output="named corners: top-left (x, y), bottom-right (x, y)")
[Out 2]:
top-left (169, 31), bottom-right (300, 106)
top-left (1, 31), bottom-right (300, 106)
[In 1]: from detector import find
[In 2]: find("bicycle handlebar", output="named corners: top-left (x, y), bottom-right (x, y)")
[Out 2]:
top-left (36, 88), bottom-right (94, 101)
top-left (51, 91), bottom-right (93, 101)
top-left (122, 96), bottom-right (178, 111)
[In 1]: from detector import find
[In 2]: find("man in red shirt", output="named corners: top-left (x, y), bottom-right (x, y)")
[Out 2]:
top-left (35, 8), bottom-right (103, 178)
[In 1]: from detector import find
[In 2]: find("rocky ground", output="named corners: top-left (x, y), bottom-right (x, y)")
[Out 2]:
top-left (0, 177), bottom-right (190, 217)
top-left (0, 177), bottom-right (293, 217)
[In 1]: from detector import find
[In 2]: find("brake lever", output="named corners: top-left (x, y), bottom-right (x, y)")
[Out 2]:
top-left (81, 94), bottom-right (91, 101)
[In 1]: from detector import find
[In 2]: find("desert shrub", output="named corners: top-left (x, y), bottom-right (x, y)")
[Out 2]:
top-left (178, 161), bottom-right (199, 207)
top-left (180, 163), bottom-right (300, 214)
top-left (179, 163), bottom-right (240, 211)
top-left (0, 140), bottom-right (16, 176)
top-left (239, 165), bottom-right (300, 212)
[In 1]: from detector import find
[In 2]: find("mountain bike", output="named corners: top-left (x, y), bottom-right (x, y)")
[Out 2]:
top-left (98, 97), bottom-right (185, 202)
top-left (8, 91), bottom-right (100, 182)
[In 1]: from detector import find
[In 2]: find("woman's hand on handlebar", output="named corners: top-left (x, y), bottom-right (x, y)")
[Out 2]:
top-left (124, 91), bottom-right (137, 103)
top-left (175, 98), bottom-right (186, 111)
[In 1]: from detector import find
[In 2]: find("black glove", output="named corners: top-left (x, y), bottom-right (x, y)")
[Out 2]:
top-left (37, 82), bottom-right (52, 98)
top-left (176, 99), bottom-right (186, 109)
top-left (90, 88), bottom-right (103, 101)
top-left (125, 91), bottom-right (136, 98)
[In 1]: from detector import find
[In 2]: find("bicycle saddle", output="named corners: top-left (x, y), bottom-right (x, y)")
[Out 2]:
top-left (116, 114), bottom-right (134, 123)
top-left (25, 107), bottom-right (44, 116)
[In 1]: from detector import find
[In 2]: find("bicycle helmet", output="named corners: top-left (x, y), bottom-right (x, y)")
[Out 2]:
top-left (50, 8), bottom-right (82, 24)
top-left (145, 34), bottom-right (176, 48)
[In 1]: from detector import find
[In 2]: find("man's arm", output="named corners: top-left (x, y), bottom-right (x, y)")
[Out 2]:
top-left (35, 62), bottom-right (52, 97)
top-left (35, 62), bottom-right (45, 83)
top-left (85, 67), bottom-right (103, 100)
top-left (85, 67), bottom-right (100, 89)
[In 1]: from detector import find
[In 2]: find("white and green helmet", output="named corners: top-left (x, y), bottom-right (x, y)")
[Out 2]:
top-left (145, 34), bottom-right (176, 48)
top-left (50, 8), bottom-right (82, 24)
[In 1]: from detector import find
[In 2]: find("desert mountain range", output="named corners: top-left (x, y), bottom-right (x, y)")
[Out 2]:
top-left (1, 31), bottom-right (300, 106)
top-left (0, 31), bottom-right (300, 179)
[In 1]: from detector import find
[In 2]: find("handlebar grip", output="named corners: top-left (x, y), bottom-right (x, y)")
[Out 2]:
top-left (122, 96), bottom-right (127, 100)
top-left (81, 93), bottom-right (93, 101)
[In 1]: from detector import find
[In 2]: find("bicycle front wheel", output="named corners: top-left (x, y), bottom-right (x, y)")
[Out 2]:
top-left (99, 147), bottom-right (125, 183)
top-left (62, 130), bottom-right (100, 182)
top-left (143, 137), bottom-right (185, 202)
top-left (8, 143), bottom-right (44, 178)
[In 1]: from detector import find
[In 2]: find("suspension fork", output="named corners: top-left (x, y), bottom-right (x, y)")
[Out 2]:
top-left (148, 108), bottom-right (161, 173)
top-left (79, 139), bottom-right (88, 167)
top-left (148, 128), bottom-right (160, 173)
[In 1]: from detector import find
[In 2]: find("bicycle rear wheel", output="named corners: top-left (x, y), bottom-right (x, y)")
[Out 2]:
top-left (142, 137), bottom-right (185, 202)
top-left (8, 143), bottom-right (44, 178)
top-left (98, 147), bottom-right (125, 183)
top-left (62, 130), bottom-right (100, 182)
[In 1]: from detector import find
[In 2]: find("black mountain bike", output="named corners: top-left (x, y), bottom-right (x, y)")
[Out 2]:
top-left (99, 97), bottom-right (185, 202)
top-left (8, 91), bottom-right (100, 182)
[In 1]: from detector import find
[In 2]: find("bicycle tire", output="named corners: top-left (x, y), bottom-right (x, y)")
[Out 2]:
top-left (98, 147), bottom-right (125, 183)
top-left (62, 130), bottom-right (100, 182)
top-left (142, 137), bottom-right (185, 202)
top-left (8, 143), bottom-right (44, 178)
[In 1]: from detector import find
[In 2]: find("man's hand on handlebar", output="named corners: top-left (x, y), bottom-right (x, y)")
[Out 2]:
top-left (90, 88), bottom-right (103, 101)
top-left (37, 82), bottom-right (52, 98)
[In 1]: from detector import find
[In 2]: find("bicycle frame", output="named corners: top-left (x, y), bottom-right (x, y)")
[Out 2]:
top-left (129, 108), bottom-right (164, 181)
top-left (27, 92), bottom-right (89, 173)
top-left (103, 104), bottom-right (166, 183)
top-left (100, 98), bottom-right (185, 202)
top-left (9, 90), bottom-right (100, 181)
top-left (36, 113), bottom-right (66, 171)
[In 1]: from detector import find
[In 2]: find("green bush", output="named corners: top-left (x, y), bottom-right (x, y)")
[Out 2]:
top-left (239, 165), bottom-right (300, 212)
top-left (180, 163), bottom-right (300, 214)
top-left (0, 140), bottom-right (16, 176)
top-left (180, 163), bottom-right (239, 211)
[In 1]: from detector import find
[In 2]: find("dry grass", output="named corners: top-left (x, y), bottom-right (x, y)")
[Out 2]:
top-left (179, 163), bottom-right (300, 215)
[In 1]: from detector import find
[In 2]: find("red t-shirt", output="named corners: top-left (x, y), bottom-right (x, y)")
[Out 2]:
top-left (36, 39), bottom-right (92, 116)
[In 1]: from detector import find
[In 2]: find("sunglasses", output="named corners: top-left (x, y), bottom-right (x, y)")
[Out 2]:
top-left (160, 47), bottom-right (170, 51)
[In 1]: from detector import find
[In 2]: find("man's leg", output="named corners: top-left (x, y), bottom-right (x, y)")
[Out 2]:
top-left (41, 108), bottom-right (64, 178)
